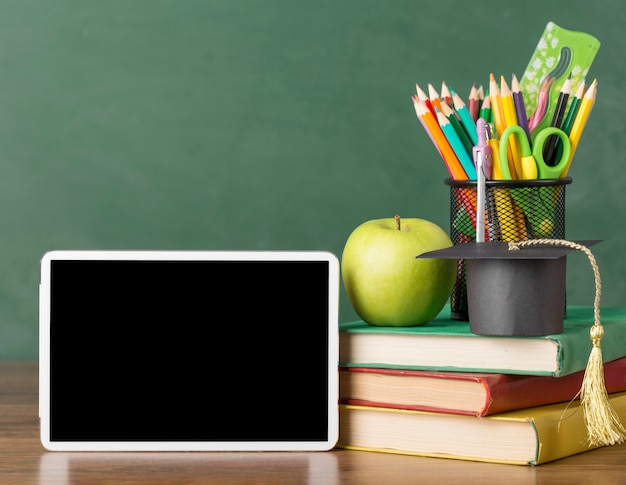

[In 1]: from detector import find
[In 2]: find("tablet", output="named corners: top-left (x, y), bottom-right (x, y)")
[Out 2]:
top-left (38, 452), bottom-right (338, 484)
top-left (39, 250), bottom-right (339, 451)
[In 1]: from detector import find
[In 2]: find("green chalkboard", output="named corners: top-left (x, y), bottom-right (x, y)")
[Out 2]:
top-left (0, 0), bottom-right (623, 358)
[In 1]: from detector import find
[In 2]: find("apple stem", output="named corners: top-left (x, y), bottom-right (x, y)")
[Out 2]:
top-left (395, 214), bottom-right (401, 231)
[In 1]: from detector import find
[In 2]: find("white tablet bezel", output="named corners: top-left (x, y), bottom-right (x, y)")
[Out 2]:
top-left (39, 249), bottom-right (339, 452)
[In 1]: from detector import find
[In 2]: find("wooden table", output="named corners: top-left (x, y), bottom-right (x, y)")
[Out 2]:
top-left (3, 361), bottom-right (626, 484)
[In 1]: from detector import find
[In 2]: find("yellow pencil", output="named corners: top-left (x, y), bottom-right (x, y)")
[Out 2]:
top-left (561, 79), bottom-right (597, 177)
top-left (493, 188), bottom-right (520, 241)
top-left (489, 73), bottom-right (506, 138)
top-left (484, 123), bottom-right (522, 240)
top-left (500, 75), bottom-right (523, 179)
top-left (490, 73), bottom-right (518, 178)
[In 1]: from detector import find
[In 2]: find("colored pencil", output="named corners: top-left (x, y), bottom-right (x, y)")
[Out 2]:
top-left (436, 110), bottom-right (477, 180)
top-left (486, 121), bottom-right (526, 238)
top-left (428, 83), bottom-right (443, 113)
top-left (488, 73), bottom-right (506, 139)
top-left (486, 122), bottom-right (502, 180)
top-left (500, 75), bottom-right (524, 178)
top-left (479, 94), bottom-right (492, 124)
top-left (451, 90), bottom-right (478, 145)
top-left (467, 82), bottom-right (480, 122)
top-left (440, 80), bottom-right (453, 107)
top-left (561, 79), bottom-right (585, 136)
top-left (561, 79), bottom-right (597, 177)
top-left (412, 97), bottom-right (468, 180)
top-left (511, 73), bottom-right (531, 144)
top-left (411, 95), bottom-right (442, 157)
top-left (543, 75), bottom-right (571, 165)
top-left (415, 83), bottom-right (436, 117)
top-left (440, 101), bottom-right (474, 157)
top-left (553, 79), bottom-right (585, 161)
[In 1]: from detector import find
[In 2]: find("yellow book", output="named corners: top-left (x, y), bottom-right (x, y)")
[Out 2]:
top-left (337, 391), bottom-right (626, 465)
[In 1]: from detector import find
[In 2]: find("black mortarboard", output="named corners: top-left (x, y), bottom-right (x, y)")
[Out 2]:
top-left (419, 240), bottom-right (600, 336)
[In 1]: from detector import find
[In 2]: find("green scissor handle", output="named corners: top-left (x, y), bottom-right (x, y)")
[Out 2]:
top-left (499, 125), bottom-right (571, 180)
top-left (531, 127), bottom-right (571, 180)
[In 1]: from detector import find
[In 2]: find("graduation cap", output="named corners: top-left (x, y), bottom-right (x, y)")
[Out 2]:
top-left (421, 238), bottom-right (626, 447)
top-left (419, 240), bottom-right (600, 337)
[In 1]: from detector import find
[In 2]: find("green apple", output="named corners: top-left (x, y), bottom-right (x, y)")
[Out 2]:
top-left (341, 215), bottom-right (455, 327)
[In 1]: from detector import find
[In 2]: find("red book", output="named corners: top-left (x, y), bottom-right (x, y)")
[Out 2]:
top-left (339, 356), bottom-right (626, 417)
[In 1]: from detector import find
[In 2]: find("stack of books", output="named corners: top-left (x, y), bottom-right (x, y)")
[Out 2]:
top-left (337, 306), bottom-right (626, 465)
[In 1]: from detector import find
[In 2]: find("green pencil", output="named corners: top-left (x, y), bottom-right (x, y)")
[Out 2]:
top-left (479, 94), bottom-right (492, 124)
top-left (440, 102), bottom-right (474, 158)
top-left (561, 79), bottom-right (585, 135)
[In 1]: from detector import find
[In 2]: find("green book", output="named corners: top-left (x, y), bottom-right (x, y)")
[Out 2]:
top-left (339, 306), bottom-right (626, 376)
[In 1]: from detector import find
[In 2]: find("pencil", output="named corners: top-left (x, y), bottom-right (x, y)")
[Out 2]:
top-left (511, 73), bottom-right (531, 144)
top-left (561, 79), bottom-right (597, 177)
top-left (561, 79), bottom-right (585, 136)
top-left (441, 80), bottom-right (453, 107)
top-left (493, 187), bottom-right (520, 241)
top-left (440, 101), bottom-right (474, 158)
top-left (436, 110), bottom-right (477, 180)
top-left (415, 83), bottom-right (436, 117)
top-left (428, 83), bottom-right (443, 113)
top-left (412, 95), bottom-right (442, 157)
top-left (467, 82), bottom-right (480, 122)
top-left (543, 75), bottom-right (571, 165)
top-left (412, 97), bottom-right (468, 180)
top-left (499, 75), bottom-right (523, 178)
top-left (488, 73), bottom-right (506, 139)
top-left (451, 90), bottom-right (478, 145)
top-left (487, 118), bottom-right (527, 237)
top-left (553, 79), bottom-right (584, 161)
top-left (479, 94), bottom-right (492, 124)
top-left (486, 123), bottom-right (502, 180)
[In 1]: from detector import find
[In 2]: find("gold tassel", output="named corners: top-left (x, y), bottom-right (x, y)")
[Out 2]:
top-left (509, 239), bottom-right (626, 446)
top-left (580, 323), bottom-right (626, 445)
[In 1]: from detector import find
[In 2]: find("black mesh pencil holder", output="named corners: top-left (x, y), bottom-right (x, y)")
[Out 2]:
top-left (445, 177), bottom-right (572, 321)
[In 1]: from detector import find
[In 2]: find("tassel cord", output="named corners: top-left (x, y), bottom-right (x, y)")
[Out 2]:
top-left (508, 239), bottom-right (626, 446)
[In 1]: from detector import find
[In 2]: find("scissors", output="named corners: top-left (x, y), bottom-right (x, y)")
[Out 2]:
top-left (498, 125), bottom-right (571, 180)
top-left (497, 125), bottom-right (571, 237)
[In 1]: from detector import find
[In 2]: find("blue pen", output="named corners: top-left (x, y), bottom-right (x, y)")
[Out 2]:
top-left (436, 110), bottom-right (477, 180)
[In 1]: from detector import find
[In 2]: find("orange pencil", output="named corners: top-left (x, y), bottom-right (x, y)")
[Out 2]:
top-left (428, 83), bottom-right (443, 113)
top-left (412, 95), bottom-right (442, 159)
top-left (412, 97), bottom-right (467, 180)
